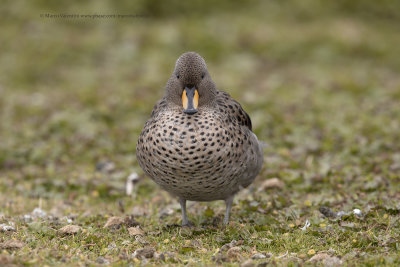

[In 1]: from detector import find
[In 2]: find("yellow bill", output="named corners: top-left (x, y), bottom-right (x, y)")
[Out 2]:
top-left (182, 86), bottom-right (198, 114)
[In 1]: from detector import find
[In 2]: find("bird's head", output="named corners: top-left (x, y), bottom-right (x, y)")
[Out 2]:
top-left (165, 52), bottom-right (216, 115)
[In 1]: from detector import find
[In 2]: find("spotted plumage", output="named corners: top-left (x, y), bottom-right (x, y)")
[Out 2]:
top-left (136, 52), bottom-right (263, 225)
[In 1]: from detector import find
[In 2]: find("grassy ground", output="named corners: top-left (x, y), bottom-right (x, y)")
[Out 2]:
top-left (1, 1), bottom-right (400, 266)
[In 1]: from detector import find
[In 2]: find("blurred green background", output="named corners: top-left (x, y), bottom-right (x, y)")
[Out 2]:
top-left (1, 0), bottom-right (399, 169)
top-left (1, 0), bottom-right (400, 265)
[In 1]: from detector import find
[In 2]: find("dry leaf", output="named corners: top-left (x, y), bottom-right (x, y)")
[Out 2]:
top-left (103, 216), bottom-right (124, 228)
top-left (259, 178), bottom-right (285, 190)
top-left (133, 247), bottom-right (155, 259)
top-left (227, 246), bottom-right (242, 261)
top-left (309, 253), bottom-right (343, 266)
top-left (58, 225), bottom-right (81, 235)
top-left (0, 240), bottom-right (25, 249)
top-left (128, 226), bottom-right (144, 236)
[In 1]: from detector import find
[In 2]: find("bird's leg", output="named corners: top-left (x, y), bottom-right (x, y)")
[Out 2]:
top-left (179, 197), bottom-right (189, 226)
top-left (224, 195), bottom-right (235, 225)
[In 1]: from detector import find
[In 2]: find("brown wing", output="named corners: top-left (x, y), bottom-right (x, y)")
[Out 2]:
top-left (150, 98), bottom-right (167, 118)
top-left (216, 91), bottom-right (252, 131)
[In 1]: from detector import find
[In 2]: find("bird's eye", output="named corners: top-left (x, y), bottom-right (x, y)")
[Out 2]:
top-left (176, 74), bottom-right (180, 79)
top-left (201, 73), bottom-right (205, 79)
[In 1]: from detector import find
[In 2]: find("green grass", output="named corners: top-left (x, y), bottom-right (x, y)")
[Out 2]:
top-left (1, 0), bottom-right (400, 266)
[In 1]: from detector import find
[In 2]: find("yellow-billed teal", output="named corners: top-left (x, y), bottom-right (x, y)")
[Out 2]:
top-left (136, 52), bottom-right (263, 225)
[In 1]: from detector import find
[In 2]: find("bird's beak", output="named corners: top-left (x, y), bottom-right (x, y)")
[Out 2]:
top-left (182, 86), bottom-right (198, 114)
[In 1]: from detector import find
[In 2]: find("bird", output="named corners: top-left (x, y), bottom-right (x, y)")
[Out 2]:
top-left (136, 52), bottom-right (263, 225)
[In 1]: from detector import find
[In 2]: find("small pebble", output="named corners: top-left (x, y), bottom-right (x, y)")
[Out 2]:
top-left (96, 161), bottom-right (115, 173)
top-left (353, 209), bottom-right (362, 216)
top-left (251, 253), bottom-right (266, 259)
top-left (158, 207), bottom-right (174, 218)
top-left (32, 208), bottom-right (47, 218)
top-left (126, 172), bottom-right (139, 196)
top-left (0, 224), bottom-right (15, 232)
top-left (96, 256), bottom-right (110, 265)
top-left (301, 220), bottom-right (311, 231)
top-left (240, 259), bottom-right (255, 267)
top-left (319, 206), bottom-right (337, 218)
top-left (133, 247), bottom-right (155, 259)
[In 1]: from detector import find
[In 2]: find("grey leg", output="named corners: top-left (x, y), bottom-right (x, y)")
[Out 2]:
top-left (224, 195), bottom-right (235, 225)
top-left (179, 197), bottom-right (189, 226)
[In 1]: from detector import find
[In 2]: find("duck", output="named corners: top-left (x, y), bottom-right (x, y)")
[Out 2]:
top-left (136, 52), bottom-right (263, 225)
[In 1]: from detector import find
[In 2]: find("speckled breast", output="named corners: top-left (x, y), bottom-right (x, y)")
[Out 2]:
top-left (136, 108), bottom-right (260, 201)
